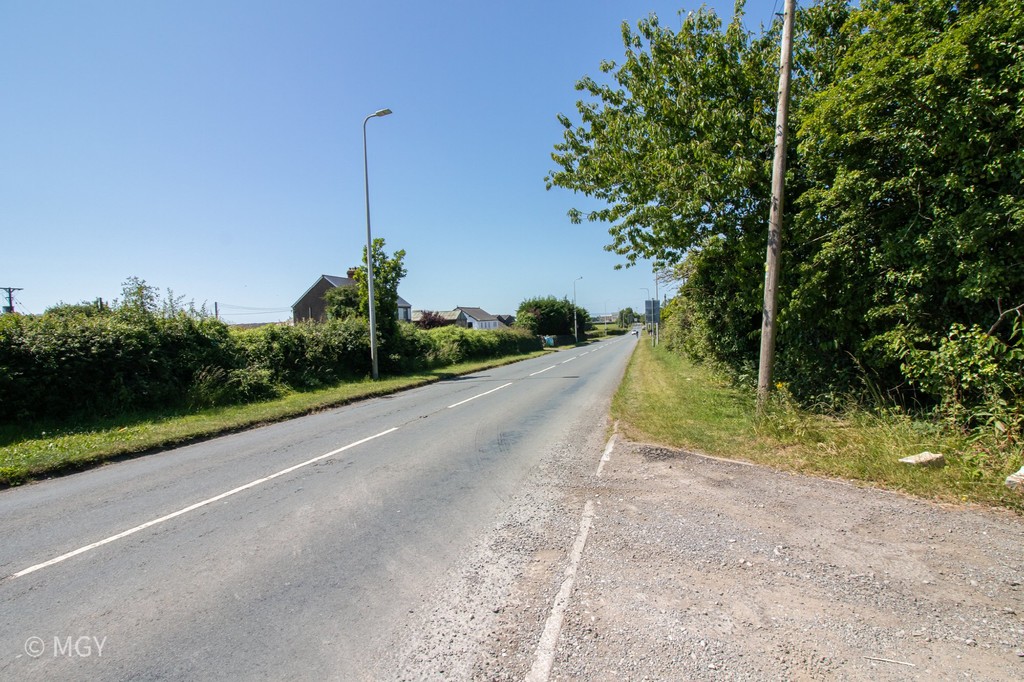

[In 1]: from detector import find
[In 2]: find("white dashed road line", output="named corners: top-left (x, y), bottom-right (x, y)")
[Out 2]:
top-left (6, 427), bottom-right (400, 581)
top-left (446, 382), bottom-right (514, 409)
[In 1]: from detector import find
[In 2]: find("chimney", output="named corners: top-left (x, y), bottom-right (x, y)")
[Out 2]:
top-left (346, 267), bottom-right (357, 279)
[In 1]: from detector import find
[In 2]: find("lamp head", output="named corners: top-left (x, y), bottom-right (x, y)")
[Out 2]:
top-left (374, 108), bottom-right (393, 117)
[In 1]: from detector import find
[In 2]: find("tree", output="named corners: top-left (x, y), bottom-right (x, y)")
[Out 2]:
top-left (116, 276), bottom-right (160, 320)
top-left (545, 3), bottom-right (824, 374)
top-left (324, 284), bottom-right (361, 321)
top-left (515, 296), bottom-right (589, 338)
top-left (791, 0), bottom-right (1024, 399)
top-left (350, 237), bottom-right (408, 339)
top-left (552, 0), bottom-right (1022, 416)
top-left (546, 3), bottom-right (784, 269)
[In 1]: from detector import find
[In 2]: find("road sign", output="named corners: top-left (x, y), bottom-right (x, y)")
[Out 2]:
top-left (645, 299), bottom-right (660, 324)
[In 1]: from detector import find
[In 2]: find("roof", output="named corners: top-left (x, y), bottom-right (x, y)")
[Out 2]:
top-left (292, 274), bottom-right (351, 309)
top-left (411, 309), bottom-right (464, 322)
top-left (455, 306), bottom-right (497, 322)
top-left (293, 274), bottom-right (409, 310)
top-left (323, 274), bottom-right (356, 288)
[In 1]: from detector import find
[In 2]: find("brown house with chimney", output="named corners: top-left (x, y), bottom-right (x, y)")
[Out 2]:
top-left (292, 269), bottom-right (411, 323)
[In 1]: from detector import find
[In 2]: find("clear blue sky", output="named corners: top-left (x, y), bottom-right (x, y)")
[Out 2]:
top-left (1, 0), bottom-right (780, 323)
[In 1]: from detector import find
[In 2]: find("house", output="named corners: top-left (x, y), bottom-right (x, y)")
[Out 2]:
top-left (496, 314), bottom-right (516, 327)
top-left (411, 309), bottom-right (468, 327)
top-left (292, 271), bottom-right (411, 323)
top-left (455, 306), bottom-right (502, 330)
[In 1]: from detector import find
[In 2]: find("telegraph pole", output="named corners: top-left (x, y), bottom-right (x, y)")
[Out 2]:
top-left (1, 287), bottom-right (23, 314)
top-left (757, 0), bottom-right (795, 411)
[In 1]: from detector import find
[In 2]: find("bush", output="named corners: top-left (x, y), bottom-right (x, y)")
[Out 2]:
top-left (515, 296), bottom-right (590, 338)
top-left (0, 310), bottom-right (241, 421)
top-left (901, 320), bottom-right (1024, 442)
top-left (424, 326), bottom-right (540, 366)
top-left (381, 322), bottom-right (431, 374)
top-left (232, 319), bottom-right (372, 389)
top-left (0, 305), bottom-right (540, 426)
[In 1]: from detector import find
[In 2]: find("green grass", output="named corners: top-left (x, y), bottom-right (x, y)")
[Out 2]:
top-left (0, 351), bottom-right (549, 487)
top-left (613, 340), bottom-right (756, 453)
top-left (613, 341), bottom-right (1024, 512)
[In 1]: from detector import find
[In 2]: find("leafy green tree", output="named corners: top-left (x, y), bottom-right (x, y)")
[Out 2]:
top-left (324, 284), bottom-right (361, 321)
top-left (548, 0), bottom-right (1022, 418)
top-left (350, 237), bottom-right (408, 340)
top-left (515, 296), bottom-right (588, 338)
top-left (618, 307), bottom-right (638, 326)
top-left (115, 276), bottom-right (160, 321)
top-left (792, 0), bottom-right (1024, 400)
top-left (546, 4), bottom-right (785, 269)
top-left (546, 2), bottom-right (848, 380)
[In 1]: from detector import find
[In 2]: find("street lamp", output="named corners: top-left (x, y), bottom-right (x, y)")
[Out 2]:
top-left (363, 107), bottom-right (392, 380)
top-left (573, 276), bottom-right (583, 344)
top-left (640, 287), bottom-right (650, 333)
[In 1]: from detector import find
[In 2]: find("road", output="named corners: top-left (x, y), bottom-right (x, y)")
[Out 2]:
top-left (0, 335), bottom-right (637, 680)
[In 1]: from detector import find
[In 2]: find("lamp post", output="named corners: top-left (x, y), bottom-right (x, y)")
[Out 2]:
top-left (640, 287), bottom-right (650, 329)
top-left (363, 107), bottom-right (392, 380)
top-left (654, 274), bottom-right (660, 347)
top-left (572, 276), bottom-right (583, 344)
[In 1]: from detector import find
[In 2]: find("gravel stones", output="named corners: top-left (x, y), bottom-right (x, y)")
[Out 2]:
top-left (373, 427), bottom-right (1023, 680)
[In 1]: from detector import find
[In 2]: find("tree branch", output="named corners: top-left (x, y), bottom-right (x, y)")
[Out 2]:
top-left (988, 301), bottom-right (1024, 336)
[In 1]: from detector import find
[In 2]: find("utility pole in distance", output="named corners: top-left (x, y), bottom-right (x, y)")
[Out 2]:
top-left (1, 287), bottom-right (23, 314)
top-left (757, 0), bottom-right (795, 412)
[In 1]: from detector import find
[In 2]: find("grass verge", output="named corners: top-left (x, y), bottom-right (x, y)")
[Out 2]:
top-left (0, 351), bottom-right (549, 488)
top-left (612, 341), bottom-right (1024, 512)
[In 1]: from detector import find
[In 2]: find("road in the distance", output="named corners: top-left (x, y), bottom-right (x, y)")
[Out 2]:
top-left (0, 335), bottom-right (637, 680)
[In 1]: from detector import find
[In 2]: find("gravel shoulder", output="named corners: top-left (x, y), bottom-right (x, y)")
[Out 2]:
top-left (374, 417), bottom-right (1024, 681)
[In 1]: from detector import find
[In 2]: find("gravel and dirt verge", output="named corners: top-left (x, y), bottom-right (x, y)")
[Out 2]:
top-left (374, 416), bottom-right (1024, 681)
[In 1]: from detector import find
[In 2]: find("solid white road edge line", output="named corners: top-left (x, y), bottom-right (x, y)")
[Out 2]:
top-left (526, 499), bottom-right (596, 682)
top-left (596, 431), bottom-right (618, 477)
top-left (6, 427), bottom-right (400, 581)
top-left (446, 382), bottom-right (513, 409)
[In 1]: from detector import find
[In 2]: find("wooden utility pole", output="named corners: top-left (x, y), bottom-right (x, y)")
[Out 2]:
top-left (1, 287), bottom-right (23, 314)
top-left (757, 0), bottom-right (796, 411)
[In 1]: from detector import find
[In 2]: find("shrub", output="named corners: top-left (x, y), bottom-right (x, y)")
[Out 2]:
top-left (901, 319), bottom-right (1024, 442)
top-left (381, 322), bottom-right (431, 374)
top-left (0, 310), bottom-right (240, 421)
top-left (0, 303), bottom-right (539, 426)
top-left (423, 326), bottom-right (540, 366)
top-left (232, 319), bottom-right (372, 388)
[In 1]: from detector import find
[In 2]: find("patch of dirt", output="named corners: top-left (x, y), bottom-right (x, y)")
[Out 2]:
top-left (377, 428), bottom-right (1024, 681)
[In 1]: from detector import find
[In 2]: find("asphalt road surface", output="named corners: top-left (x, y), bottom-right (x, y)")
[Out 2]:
top-left (0, 336), bottom-right (636, 680)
